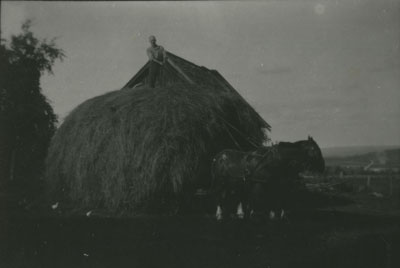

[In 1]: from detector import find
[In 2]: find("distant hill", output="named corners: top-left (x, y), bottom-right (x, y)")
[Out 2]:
top-left (322, 146), bottom-right (400, 168)
top-left (321, 145), bottom-right (400, 158)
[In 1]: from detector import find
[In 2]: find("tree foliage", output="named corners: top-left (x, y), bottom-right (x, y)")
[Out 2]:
top-left (0, 20), bottom-right (65, 183)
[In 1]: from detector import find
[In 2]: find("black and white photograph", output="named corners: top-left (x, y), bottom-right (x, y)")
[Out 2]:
top-left (1, 1), bottom-right (400, 267)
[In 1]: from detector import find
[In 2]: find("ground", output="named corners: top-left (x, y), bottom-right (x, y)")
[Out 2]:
top-left (1, 178), bottom-right (399, 268)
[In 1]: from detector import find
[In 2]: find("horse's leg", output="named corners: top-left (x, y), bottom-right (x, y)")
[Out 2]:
top-left (278, 188), bottom-right (286, 220)
top-left (215, 189), bottom-right (227, 221)
top-left (236, 202), bottom-right (244, 219)
top-left (269, 178), bottom-right (284, 221)
top-left (280, 209), bottom-right (285, 219)
top-left (269, 210), bottom-right (276, 220)
top-left (243, 181), bottom-right (252, 219)
top-left (235, 181), bottom-right (247, 219)
top-left (277, 178), bottom-right (289, 221)
top-left (249, 182), bottom-right (268, 220)
top-left (216, 205), bottom-right (223, 221)
top-left (268, 197), bottom-right (278, 221)
top-left (215, 192), bottom-right (223, 221)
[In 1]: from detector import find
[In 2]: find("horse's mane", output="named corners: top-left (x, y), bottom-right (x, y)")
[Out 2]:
top-left (277, 141), bottom-right (298, 148)
top-left (277, 139), bottom-right (312, 148)
top-left (275, 141), bottom-right (310, 158)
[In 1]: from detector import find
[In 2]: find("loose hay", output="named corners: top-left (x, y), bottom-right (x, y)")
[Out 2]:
top-left (45, 83), bottom-right (269, 213)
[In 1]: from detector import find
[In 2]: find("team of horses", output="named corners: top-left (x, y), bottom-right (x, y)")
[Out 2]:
top-left (210, 136), bottom-right (325, 221)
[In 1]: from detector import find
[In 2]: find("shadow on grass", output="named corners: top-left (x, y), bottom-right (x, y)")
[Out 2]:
top-left (1, 209), bottom-right (399, 268)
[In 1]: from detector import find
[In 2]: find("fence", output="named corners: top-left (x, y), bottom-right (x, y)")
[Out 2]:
top-left (306, 174), bottom-right (400, 197)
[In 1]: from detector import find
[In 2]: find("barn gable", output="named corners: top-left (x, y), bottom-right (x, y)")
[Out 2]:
top-left (122, 52), bottom-right (271, 130)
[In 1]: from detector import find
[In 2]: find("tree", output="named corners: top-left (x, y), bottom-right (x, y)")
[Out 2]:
top-left (0, 20), bottom-right (64, 186)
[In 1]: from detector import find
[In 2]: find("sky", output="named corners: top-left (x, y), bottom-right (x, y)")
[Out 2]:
top-left (2, 0), bottom-right (400, 148)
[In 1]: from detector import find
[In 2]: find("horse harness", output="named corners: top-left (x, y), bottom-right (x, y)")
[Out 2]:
top-left (242, 146), bottom-right (280, 184)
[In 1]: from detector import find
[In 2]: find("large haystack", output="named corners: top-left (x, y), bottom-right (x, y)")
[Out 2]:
top-left (45, 53), bottom-right (270, 213)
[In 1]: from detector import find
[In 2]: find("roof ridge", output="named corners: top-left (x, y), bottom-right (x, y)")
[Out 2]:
top-left (166, 51), bottom-right (208, 70)
top-left (166, 57), bottom-right (195, 84)
top-left (121, 50), bottom-right (270, 130)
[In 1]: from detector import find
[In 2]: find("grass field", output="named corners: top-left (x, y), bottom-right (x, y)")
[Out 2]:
top-left (1, 177), bottom-right (400, 268)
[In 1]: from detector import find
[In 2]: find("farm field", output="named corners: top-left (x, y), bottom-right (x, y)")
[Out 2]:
top-left (1, 178), bottom-right (399, 268)
top-left (2, 2), bottom-right (400, 268)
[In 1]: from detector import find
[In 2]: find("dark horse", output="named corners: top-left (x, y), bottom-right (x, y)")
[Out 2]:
top-left (211, 136), bottom-right (325, 221)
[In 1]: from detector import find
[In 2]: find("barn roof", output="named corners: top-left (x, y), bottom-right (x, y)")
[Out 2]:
top-left (122, 51), bottom-right (271, 130)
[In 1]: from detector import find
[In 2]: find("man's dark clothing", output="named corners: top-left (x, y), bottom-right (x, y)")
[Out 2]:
top-left (147, 45), bottom-right (165, 88)
top-left (149, 61), bottom-right (161, 88)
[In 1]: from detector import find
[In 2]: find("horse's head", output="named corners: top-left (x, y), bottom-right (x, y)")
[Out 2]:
top-left (299, 136), bottom-right (325, 173)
